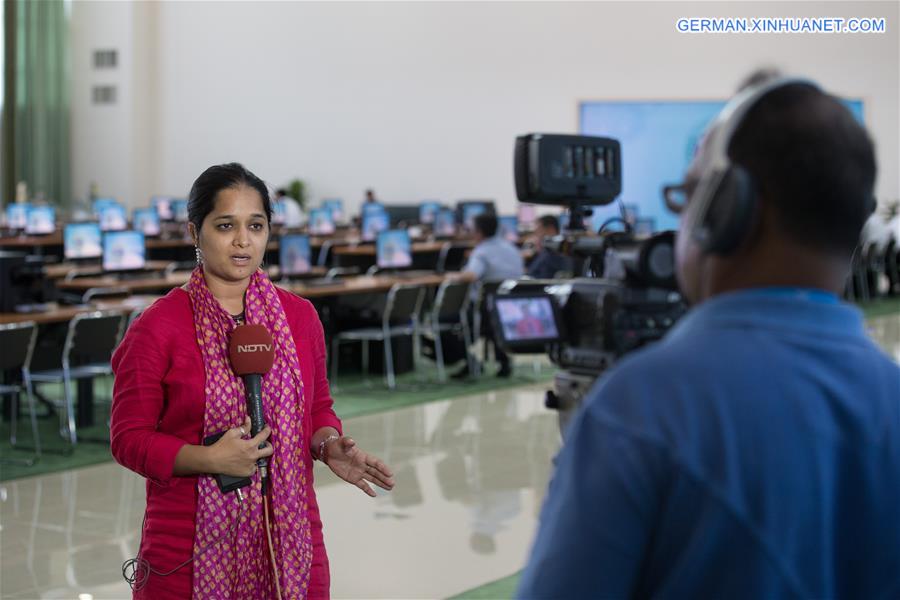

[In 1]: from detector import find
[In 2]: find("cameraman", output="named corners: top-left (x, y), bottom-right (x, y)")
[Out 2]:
top-left (526, 215), bottom-right (573, 279)
top-left (517, 76), bottom-right (900, 598)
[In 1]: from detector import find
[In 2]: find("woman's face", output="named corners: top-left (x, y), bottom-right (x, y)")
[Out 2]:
top-left (191, 185), bottom-right (270, 283)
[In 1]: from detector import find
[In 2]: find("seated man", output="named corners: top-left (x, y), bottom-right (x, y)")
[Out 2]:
top-left (526, 215), bottom-right (573, 279)
top-left (457, 213), bottom-right (524, 378)
top-left (518, 74), bottom-right (900, 598)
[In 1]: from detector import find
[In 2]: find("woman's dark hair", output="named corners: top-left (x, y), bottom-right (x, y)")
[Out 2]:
top-left (187, 163), bottom-right (271, 230)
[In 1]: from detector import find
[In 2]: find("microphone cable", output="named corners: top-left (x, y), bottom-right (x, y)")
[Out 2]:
top-left (122, 488), bottom-right (247, 592)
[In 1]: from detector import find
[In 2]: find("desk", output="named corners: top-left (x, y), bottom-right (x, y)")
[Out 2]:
top-left (0, 231), bottom-right (64, 248)
top-left (285, 272), bottom-right (455, 299)
top-left (43, 260), bottom-right (171, 280)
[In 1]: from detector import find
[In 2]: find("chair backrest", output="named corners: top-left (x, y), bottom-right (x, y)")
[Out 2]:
top-left (317, 240), bottom-right (334, 267)
top-left (383, 284), bottom-right (423, 326)
top-left (0, 321), bottom-right (37, 372)
top-left (433, 279), bottom-right (471, 321)
top-left (63, 311), bottom-right (126, 367)
top-left (437, 244), bottom-right (469, 273)
top-left (325, 266), bottom-right (360, 280)
top-left (82, 286), bottom-right (131, 303)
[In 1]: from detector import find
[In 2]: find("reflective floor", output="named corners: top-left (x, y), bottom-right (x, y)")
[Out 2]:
top-left (1, 314), bottom-right (898, 599)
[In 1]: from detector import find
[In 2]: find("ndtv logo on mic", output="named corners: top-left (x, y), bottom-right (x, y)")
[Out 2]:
top-left (237, 344), bottom-right (272, 353)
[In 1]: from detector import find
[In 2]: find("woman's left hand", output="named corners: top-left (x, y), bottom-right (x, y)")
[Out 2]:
top-left (325, 436), bottom-right (395, 497)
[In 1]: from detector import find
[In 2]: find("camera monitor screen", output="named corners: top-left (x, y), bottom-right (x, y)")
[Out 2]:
top-left (376, 229), bottom-right (413, 269)
top-left (498, 216), bottom-right (519, 243)
top-left (133, 208), bottom-right (161, 236)
top-left (64, 223), bottom-right (103, 260)
top-left (152, 196), bottom-right (173, 220)
top-left (6, 203), bottom-right (30, 229)
top-left (308, 208), bottom-right (335, 235)
top-left (103, 230), bottom-right (146, 271)
top-left (279, 234), bottom-right (312, 276)
top-left (494, 296), bottom-right (561, 345)
top-left (361, 206), bottom-right (389, 241)
top-left (323, 199), bottom-right (344, 222)
top-left (434, 208), bottom-right (456, 237)
top-left (25, 206), bottom-right (55, 235)
top-left (98, 204), bottom-right (128, 231)
top-left (419, 201), bottom-right (441, 224)
top-left (171, 199), bottom-right (189, 223)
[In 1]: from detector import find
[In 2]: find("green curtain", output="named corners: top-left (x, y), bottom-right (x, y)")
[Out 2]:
top-left (2, 0), bottom-right (69, 209)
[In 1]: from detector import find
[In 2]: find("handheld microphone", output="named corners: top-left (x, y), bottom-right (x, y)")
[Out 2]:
top-left (228, 324), bottom-right (275, 494)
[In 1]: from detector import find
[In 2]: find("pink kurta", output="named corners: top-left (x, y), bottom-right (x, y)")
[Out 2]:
top-left (111, 287), bottom-right (342, 599)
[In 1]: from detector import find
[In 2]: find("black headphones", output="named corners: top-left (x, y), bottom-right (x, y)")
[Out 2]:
top-left (689, 77), bottom-right (821, 255)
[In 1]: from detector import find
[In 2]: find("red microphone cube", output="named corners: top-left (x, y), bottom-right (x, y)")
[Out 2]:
top-left (229, 324), bottom-right (275, 375)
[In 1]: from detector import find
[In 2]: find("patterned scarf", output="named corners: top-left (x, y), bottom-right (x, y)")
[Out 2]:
top-left (187, 267), bottom-right (313, 599)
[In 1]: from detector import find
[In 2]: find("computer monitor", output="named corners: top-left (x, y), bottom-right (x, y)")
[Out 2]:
top-left (361, 202), bottom-right (385, 219)
top-left (25, 206), bottom-right (55, 235)
top-left (517, 204), bottom-right (537, 227)
top-left (434, 208), bottom-right (456, 237)
top-left (323, 199), bottom-right (344, 222)
top-left (92, 198), bottom-right (119, 215)
top-left (171, 200), bottom-right (189, 223)
top-left (361, 206), bottom-right (389, 241)
top-left (494, 295), bottom-right (563, 348)
top-left (308, 208), bottom-right (335, 235)
top-left (419, 201), bottom-right (441, 224)
top-left (498, 216), bottom-right (519, 243)
top-left (103, 230), bottom-right (146, 271)
top-left (6, 203), bottom-right (30, 230)
top-left (98, 204), bottom-right (128, 231)
top-left (279, 234), bottom-right (312, 276)
top-left (457, 200), bottom-right (496, 230)
top-left (152, 196), bottom-right (174, 220)
top-left (376, 229), bottom-right (413, 269)
top-left (633, 217), bottom-right (656, 235)
top-left (64, 222), bottom-right (103, 260)
top-left (133, 208), bottom-right (161, 236)
top-left (271, 200), bottom-right (287, 226)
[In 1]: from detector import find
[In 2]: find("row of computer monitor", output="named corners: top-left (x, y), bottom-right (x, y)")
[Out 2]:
top-left (63, 221), bottom-right (413, 276)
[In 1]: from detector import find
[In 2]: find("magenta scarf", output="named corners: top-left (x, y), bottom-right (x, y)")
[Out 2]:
top-left (187, 267), bottom-right (313, 598)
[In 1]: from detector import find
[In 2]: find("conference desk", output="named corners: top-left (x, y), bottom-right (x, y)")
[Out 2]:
top-left (43, 260), bottom-right (172, 280)
top-left (0, 295), bottom-right (158, 326)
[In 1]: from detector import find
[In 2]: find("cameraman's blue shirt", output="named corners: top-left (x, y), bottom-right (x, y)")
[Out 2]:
top-left (517, 288), bottom-right (900, 599)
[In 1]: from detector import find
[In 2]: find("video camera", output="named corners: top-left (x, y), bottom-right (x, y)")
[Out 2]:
top-left (493, 134), bottom-right (686, 432)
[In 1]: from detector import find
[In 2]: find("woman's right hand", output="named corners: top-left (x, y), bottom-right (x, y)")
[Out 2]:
top-left (208, 416), bottom-right (274, 477)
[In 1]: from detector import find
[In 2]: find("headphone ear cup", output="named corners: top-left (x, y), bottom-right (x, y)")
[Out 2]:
top-left (702, 165), bottom-right (758, 255)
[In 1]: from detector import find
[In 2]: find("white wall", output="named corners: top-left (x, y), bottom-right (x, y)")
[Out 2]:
top-left (71, 1), bottom-right (899, 219)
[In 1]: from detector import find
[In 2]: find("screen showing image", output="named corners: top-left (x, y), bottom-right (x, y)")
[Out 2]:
top-left (323, 199), bottom-right (344, 222)
top-left (152, 196), bottom-right (173, 220)
top-left (25, 206), bottom-right (55, 235)
top-left (308, 208), bottom-right (335, 235)
top-left (98, 204), bottom-right (128, 231)
top-left (279, 234), bottom-right (312, 276)
top-left (103, 230), bottom-right (146, 271)
top-left (272, 200), bottom-right (287, 225)
top-left (376, 230), bottom-right (413, 269)
top-left (495, 296), bottom-right (560, 343)
top-left (361, 202), bottom-right (385, 219)
top-left (498, 216), bottom-right (518, 243)
top-left (517, 204), bottom-right (537, 226)
top-left (92, 198), bottom-right (119, 216)
top-left (133, 208), bottom-right (161, 236)
top-left (361, 207), bottom-right (389, 241)
top-left (6, 203), bottom-right (30, 229)
top-left (462, 204), bottom-right (488, 230)
top-left (171, 200), bottom-right (189, 223)
top-left (435, 208), bottom-right (456, 237)
top-left (419, 201), bottom-right (441, 224)
top-left (64, 223), bottom-right (103, 260)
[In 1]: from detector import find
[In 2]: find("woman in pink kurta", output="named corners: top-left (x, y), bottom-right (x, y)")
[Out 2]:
top-left (110, 163), bottom-right (394, 599)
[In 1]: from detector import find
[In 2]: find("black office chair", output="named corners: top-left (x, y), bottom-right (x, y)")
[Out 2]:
top-left (436, 243), bottom-right (470, 273)
top-left (82, 286), bottom-right (131, 303)
top-left (885, 239), bottom-right (899, 296)
top-left (420, 279), bottom-right (475, 381)
top-left (1, 321), bottom-right (41, 464)
top-left (164, 261), bottom-right (195, 277)
top-left (331, 284), bottom-right (423, 389)
top-left (29, 311), bottom-right (126, 446)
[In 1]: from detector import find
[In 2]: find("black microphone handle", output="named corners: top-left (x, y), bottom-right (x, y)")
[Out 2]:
top-left (243, 373), bottom-right (269, 492)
